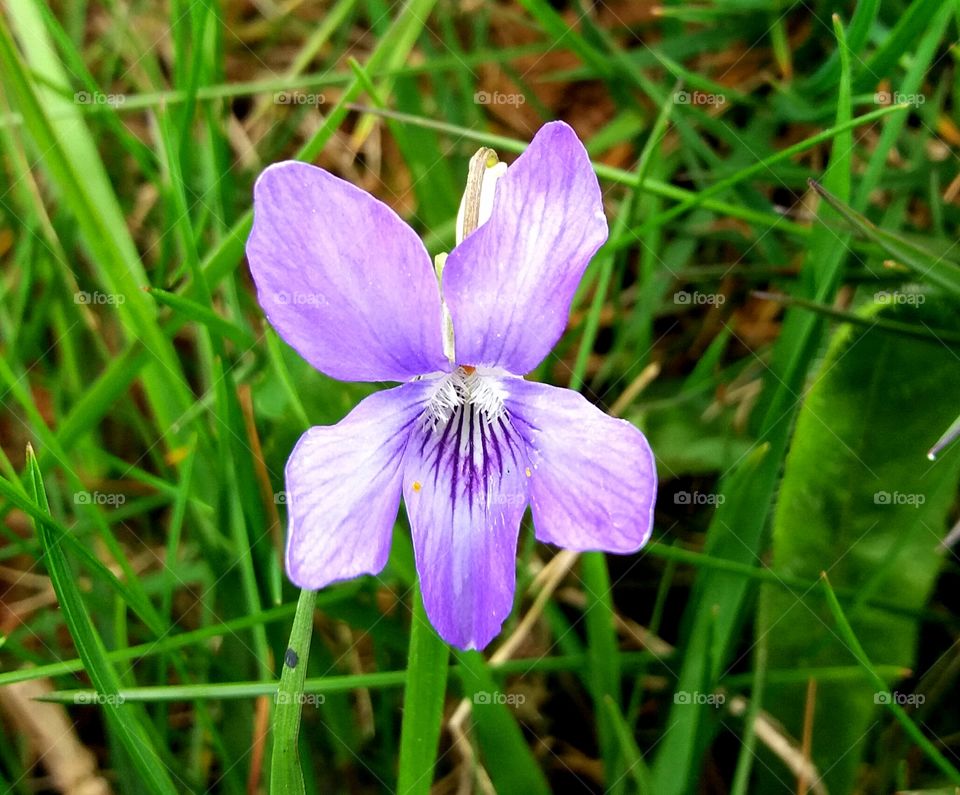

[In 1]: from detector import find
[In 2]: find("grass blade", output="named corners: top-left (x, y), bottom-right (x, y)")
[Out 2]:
top-left (397, 585), bottom-right (450, 794)
top-left (23, 446), bottom-right (181, 795)
top-left (809, 179), bottom-right (960, 296)
top-left (820, 574), bottom-right (960, 785)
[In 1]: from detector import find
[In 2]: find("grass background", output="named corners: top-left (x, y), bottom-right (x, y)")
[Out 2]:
top-left (1, 0), bottom-right (960, 793)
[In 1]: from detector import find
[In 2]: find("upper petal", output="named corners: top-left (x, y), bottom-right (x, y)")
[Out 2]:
top-left (442, 122), bottom-right (608, 374)
top-left (505, 379), bottom-right (657, 553)
top-left (402, 385), bottom-right (530, 649)
top-left (285, 381), bottom-right (432, 589)
top-left (247, 162), bottom-right (448, 382)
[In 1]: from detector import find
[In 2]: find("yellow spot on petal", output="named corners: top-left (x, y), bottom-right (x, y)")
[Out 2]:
top-left (412, 481), bottom-right (422, 493)
top-left (461, 364), bottom-right (476, 375)
top-left (525, 467), bottom-right (532, 478)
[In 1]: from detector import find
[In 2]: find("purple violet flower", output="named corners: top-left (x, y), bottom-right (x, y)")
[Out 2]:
top-left (246, 121), bottom-right (657, 650)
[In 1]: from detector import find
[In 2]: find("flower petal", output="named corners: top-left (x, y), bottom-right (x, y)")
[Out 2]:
top-left (402, 396), bottom-right (529, 649)
top-left (442, 122), bottom-right (608, 374)
top-left (247, 161), bottom-right (448, 382)
top-left (505, 379), bottom-right (656, 552)
top-left (285, 381), bottom-right (432, 588)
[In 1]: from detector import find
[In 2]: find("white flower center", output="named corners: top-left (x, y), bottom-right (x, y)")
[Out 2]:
top-left (423, 366), bottom-right (506, 429)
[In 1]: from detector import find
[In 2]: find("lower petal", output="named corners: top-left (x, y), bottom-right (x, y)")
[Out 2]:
top-left (285, 381), bottom-right (431, 589)
top-left (505, 379), bottom-right (657, 553)
top-left (402, 399), bottom-right (529, 650)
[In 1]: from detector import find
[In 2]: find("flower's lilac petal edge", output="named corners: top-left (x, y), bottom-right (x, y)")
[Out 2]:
top-left (402, 401), bottom-right (530, 650)
top-left (505, 378), bottom-right (657, 552)
top-left (443, 121), bottom-right (609, 375)
top-left (247, 162), bottom-right (448, 383)
top-left (285, 381), bottom-right (433, 589)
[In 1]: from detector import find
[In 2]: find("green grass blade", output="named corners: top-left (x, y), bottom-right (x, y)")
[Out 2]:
top-left (23, 446), bottom-right (180, 795)
top-left (809, 180), bottom-right (960, 296)
top-left (456, 650), bottom-right (551, 794)
top-left (397, 586), bottom-right (450, 795)
top-left (581, 552), bottom-right (625, 791)
top-left (820, 575), bottom-right (960, 785)
top-left (0, 8), bottom-right (195, 444)
top-left (0, 593), bottom-right (362, 688)
top-left (603, 695), bottom-right (654, 794)
top-left (147, 287), bottom-right (256, 348)
top-left (32, 651), bottom-right (660, 704)
top-left (630, 103), bottom-right (906, 238)
top-left (0, 472), bottom-right (165, 635)
top-left (752, 290), bottom-right (960, 345)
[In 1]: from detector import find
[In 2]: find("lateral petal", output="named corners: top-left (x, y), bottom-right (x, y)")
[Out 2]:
top-left (506, 379), bottom-right (657, 552)
top-left (285, 381), bottom-right (432, 588)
